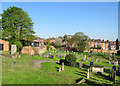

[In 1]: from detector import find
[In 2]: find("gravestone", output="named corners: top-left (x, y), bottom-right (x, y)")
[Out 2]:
top-left (112, 66), bottom-right (116, 71)
top-left (87, 68), bottom-right (90, 79)
top-left (62, 62), bottom-right (64, 70)
top-left (83, 55), bottom-right (86, 60)
top-left (109, 61), bottom-right (111, 64)
top-left (11, 45), bottom-right (17, 54)
top-left (87, 58), bottom-right (89, 62)
top-left (59, 68), bottom-right (61, 72)
top-left (96, 59), bottom-right (98, 62)
top-left (100, 59), bottom-right (103, 63)
top-left (90, 62), bottom-right (93, 67)
top-left (114, 61), bottom-right (118, 66)
top-left (79, 62), bottom-right (83, 69)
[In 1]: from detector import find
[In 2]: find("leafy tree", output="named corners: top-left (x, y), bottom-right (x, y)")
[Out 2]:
top-left (63, 34), bottom-right (68, 47)
top-left (65, 54), bottom-right (77, 67)
top-left (2, 6), bottom-right (35, 52)
top-left (116, 38), bottom-right (119, 50)
top-left (72, 32), bottom-right (90, 52)
top-left (52, 38), bottom-right (62, 48)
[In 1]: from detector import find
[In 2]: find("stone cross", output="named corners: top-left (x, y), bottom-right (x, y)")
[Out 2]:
top-left (62, 62), bottom-right (64, 70)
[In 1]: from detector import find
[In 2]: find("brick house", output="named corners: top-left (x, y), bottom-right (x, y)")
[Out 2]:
top-left (0, 39), bottom-right (9, 51)
top-left (90, 39), bottom-right (116, 53)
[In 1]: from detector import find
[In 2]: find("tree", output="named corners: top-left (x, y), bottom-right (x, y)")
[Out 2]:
top-left (116, 38), bottom-right (119, 50)
top-left (52, 38), bottom-right (62, 48)
top-left (2, 6), bottom-right (35, 52)
top-left (71, 32), bottom-right (90, 52)
top-left (63, 34), bottom-right (68, 47)
top-left (65, 54), bottom-right (77, 67)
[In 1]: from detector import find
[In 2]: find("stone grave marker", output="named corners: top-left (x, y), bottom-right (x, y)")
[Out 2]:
top-left (87, 68), bottom-right (90, 79)
top-left (11, 45), bottom-right (17, 54)
top-left (96, 58), bottom-right (98, 62)
top-left (114, 60), bottom-right (118, 66)
top-left (59, 68), bottom-right (61, 72)
top-left (79, 62), bottom-right (83, 69)
top-left (62, 62), bottom-right (64, 70)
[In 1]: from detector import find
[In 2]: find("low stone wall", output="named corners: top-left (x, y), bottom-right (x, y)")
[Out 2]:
top-left (21, 45), bottom-right (46, 55)
top-left (21, 46), bottom-right (32, 55)
top-left (85, 49), bottom-right (116, 53)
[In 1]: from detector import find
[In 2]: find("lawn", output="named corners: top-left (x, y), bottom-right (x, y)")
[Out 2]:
top-left (2, 53), bottom-right (120, 85)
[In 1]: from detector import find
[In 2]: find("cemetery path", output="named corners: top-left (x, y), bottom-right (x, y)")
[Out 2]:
top-left (33, 60), bottom-right (59, 69)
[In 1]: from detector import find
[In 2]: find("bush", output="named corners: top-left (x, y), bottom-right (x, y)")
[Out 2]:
top-left (65, 54), bottom-right (77, 67)
top-left (117, 50), bottom-right (120, 55)
top-left (14, 41), bottom-right (23, 54)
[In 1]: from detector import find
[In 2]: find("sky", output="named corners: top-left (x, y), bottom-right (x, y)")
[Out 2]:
top-left (1, 2), bottom-right (118, 41)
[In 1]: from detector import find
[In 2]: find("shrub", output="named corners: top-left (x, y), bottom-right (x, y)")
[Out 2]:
top-left (117, 50), bottom-right (120, 55)
top-left (14, 41), bottom-right (23, 54)
top-left (65, 54), bottom-right (77, 67)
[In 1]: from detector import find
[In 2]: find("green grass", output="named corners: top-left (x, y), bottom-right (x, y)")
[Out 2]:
top-left (2, 50), bottom-right (120, 85)
top-left (2, 54), bottom-right (120, 85)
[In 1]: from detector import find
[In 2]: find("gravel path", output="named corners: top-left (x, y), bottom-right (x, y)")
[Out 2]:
top-left (33, 60), bottom-right (59, 69)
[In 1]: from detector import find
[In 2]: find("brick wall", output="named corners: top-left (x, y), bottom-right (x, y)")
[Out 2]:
top-left (0, 39), bottom-right (9, 51)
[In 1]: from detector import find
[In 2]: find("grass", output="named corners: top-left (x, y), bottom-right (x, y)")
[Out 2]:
top-left (2, 50), bottom-right (120, 85)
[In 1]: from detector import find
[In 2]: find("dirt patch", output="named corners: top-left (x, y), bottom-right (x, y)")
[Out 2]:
top-left (33, 60), bottom-right (59, 69)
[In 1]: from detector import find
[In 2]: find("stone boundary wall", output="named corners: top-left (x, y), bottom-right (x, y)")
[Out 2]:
top-left (85, 49), bottom-right (116, 53)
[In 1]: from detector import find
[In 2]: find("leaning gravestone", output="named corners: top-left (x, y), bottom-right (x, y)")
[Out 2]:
top-left (11, 45), bottom-right (17, 54)
top-left (79, 62), bottom-right (83, 69)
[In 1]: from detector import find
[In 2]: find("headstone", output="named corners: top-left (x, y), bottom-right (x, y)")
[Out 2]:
top-left (11, 45), bottom-right (17, 54)
top-left (62, 62), bottom-right (64, 70)
top-left (114, 61), bottom-right (118, 66)
top-left (90, 62), bottom-right (93, 67)
top-left (59, 68), bottom-right (61, 72)
top-left (87, 68), bottom-right (90, 79)
top-left (77, 78), bottom-right (85, 84)
top-left (79, 62), bottom-right (83, 69)
top-left (100, 59), bottom-right (103, 63)
top-left (112, 66), bottom-right (116, 71)
top-left (109, 61), bottom-right (111, 64)
top-left (96, 59), bottom-right (98, 62)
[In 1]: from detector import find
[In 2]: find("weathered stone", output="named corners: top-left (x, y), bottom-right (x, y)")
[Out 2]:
top-left (11, 52), bottom-right (19, 59)
top-left (59, 68), bottom-right (61, 72)
top-left (11, 45), bottom-right (17, 54)
top-left (62, 62), bottom-right (64, 70)
top-left (79, 62), bottom-right (83, 69)
top-left (77, 78), bottom-right (85, 84)
top-left (87, 68), bottom-right (90, 79)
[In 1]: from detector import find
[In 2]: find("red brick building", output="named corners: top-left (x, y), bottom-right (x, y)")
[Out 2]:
top-left (0, 39), bottom-right (9, 51)
top-left (89, 39), bottom-right (116, 53)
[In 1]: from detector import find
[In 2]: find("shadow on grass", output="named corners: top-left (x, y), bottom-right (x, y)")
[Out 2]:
top-left (85, 79), bottom-right (112, 86)
top-left (104, 68), bottom-right (110, 74)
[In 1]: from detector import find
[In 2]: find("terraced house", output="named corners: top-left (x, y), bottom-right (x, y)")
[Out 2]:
top-left (90, 39), bottom-right (116, 53)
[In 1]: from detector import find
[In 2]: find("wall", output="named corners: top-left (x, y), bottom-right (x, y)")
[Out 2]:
top-left (0, 39), bottom-right (9, 51)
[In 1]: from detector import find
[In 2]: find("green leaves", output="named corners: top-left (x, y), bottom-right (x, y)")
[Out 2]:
top-left (2, 6), bottom-right (35, 45)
